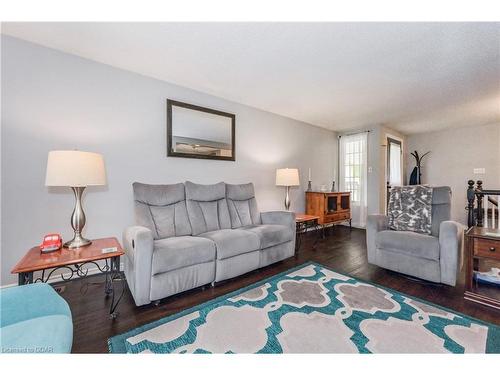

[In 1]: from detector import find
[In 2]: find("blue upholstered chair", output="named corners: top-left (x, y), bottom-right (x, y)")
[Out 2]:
top-left (0, 283), bottom-right (73, 353)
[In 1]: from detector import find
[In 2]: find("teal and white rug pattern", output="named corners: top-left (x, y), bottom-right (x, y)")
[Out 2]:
top-left (109, 262), bottom-right (500, 353)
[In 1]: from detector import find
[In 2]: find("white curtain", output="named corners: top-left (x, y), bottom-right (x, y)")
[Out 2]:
top-left (339, 132), bottom-right (368, 228)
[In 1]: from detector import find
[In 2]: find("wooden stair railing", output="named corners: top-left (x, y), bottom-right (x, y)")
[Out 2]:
top-left (467, 180), bottom-right (500, 228)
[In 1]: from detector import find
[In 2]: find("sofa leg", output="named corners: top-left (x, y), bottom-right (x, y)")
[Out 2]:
top-left (153, 300), bottom-right (161, 307)
top-left (211, 281), bottom-right (216, 287)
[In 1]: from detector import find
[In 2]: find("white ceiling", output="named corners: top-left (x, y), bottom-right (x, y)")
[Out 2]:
top-left (2, 22), bottom-right (500, 134)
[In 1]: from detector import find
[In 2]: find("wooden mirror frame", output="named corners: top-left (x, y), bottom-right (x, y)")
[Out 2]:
top-left (166, 99), bottom-right (236, 161)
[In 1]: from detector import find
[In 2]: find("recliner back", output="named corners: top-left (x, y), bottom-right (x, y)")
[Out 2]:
top-left (133, 182), bottom-right (192, 240)
top-left (226, 183), bottom-right (261, 228)
top-left (430, 186), bottom-right (451, 237)
top-left (185, 181), bottom-right (232, 235)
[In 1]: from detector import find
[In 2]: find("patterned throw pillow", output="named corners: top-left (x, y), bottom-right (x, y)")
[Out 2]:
top-left (388, 185), bottom-right (433, 234)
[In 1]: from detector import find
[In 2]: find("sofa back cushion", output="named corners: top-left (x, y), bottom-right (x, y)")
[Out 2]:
top-left (185, 181), bottom-right (231, 235)
top-left (226, 183), bottom-right (261, 228)
top-left (133, 182), bottom-right (192, 240)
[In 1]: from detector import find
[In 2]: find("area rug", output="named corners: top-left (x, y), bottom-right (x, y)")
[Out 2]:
top-left (109, 262), bottom-right (500, 353)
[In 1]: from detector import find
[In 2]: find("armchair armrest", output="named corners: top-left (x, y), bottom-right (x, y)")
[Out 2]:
top-left (367, 214), bottom-right (389, 233)
top-left (261, 211), bottom-right (295, 230)
top-left (122, 226), bottom-right (154, 306)
top-left (366, 215), bottom-right (388, 264)
top-left (439, 221), bottom-right (464, 286)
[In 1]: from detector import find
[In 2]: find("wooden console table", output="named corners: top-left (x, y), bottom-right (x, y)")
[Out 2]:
top-left (464, 227), bottom-right (500, 310)
top-left (305, 191), bottom-right (351, 228)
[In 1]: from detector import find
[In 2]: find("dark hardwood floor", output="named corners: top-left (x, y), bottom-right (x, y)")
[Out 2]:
top-left (57, 226), bottom-right (500, 353)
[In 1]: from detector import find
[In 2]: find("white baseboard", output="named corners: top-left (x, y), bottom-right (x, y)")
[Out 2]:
top-left (1, 263), bottom-right (124, 289)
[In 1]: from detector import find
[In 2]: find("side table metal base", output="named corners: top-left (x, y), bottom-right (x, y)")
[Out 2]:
top-left (18, 255), bottom-right (125, 319)
top-left (295, 219), bottom-right (322, 255)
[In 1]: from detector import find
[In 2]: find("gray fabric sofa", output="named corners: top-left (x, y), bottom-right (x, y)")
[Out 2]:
top-left (366, 186), bottom-right (463, 286)
top-left (123, 181), bottom-right (295, 306)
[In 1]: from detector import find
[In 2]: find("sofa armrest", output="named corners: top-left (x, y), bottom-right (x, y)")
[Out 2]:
top-left (261, 211), bottom-right (295, 229)
top-left (366, 215), bottom-right (388, 264)
top-left (123, 226), bottom-right (154, 306)
top-left (439, 221), bottom-right (464, 286)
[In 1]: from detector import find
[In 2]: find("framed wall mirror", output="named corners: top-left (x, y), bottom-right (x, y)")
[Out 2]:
top-left (167, 99), bottom-right (235, 161)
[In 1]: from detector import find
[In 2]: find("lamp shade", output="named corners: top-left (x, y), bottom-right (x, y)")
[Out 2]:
top-left (276, 168), bottom-right (300, 186)
top-left (45, 150), bottom-right (107, 187)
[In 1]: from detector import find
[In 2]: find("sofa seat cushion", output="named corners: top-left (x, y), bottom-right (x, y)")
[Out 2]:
top-left (376, 230), bottom-right (440, 261)
top-left (199, 229), bottom-right (260, 260)
top-left (242, 224), bottom-right (293, 249)
top-left (152, 236), bottom-right (216, 275)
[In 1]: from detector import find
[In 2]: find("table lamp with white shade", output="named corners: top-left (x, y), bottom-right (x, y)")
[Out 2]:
top-left (45, 150), bottom-right (107, 248)
top-left (275, 168), bottom-right (300, 211)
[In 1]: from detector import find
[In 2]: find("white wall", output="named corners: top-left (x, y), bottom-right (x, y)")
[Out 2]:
top-left (1, 36), bottom-right (337, 286)
top-left (405, 123), bottom-right (500, 224)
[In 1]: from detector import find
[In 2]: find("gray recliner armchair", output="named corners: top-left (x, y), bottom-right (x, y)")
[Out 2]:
top-left (366, 186), bottom-right (463, 286)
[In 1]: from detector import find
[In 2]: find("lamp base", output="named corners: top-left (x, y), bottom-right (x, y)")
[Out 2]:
top-left (284, 186), bottom-right (291, 211)
top-left (64, 186), bottom-right (92, 249)
top-left (64, 234), bottom-right (92, 249)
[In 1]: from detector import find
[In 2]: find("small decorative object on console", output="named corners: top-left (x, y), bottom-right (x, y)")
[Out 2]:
top-left (307, 168), bottom-right (312, 191)
top-left (102, 247), bottom-right (118, 254)
top-left (40, 234), bottom-right (62, 253)
top-left (485, 232), bottom-right (500, 238)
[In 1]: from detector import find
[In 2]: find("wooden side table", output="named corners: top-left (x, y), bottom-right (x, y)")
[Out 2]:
top-left (295, 213), bottom-right (321, 255)
top-left (11, 237), bottom-right (126, 319)
top-left (464, 227), bottom-right (500, 310)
